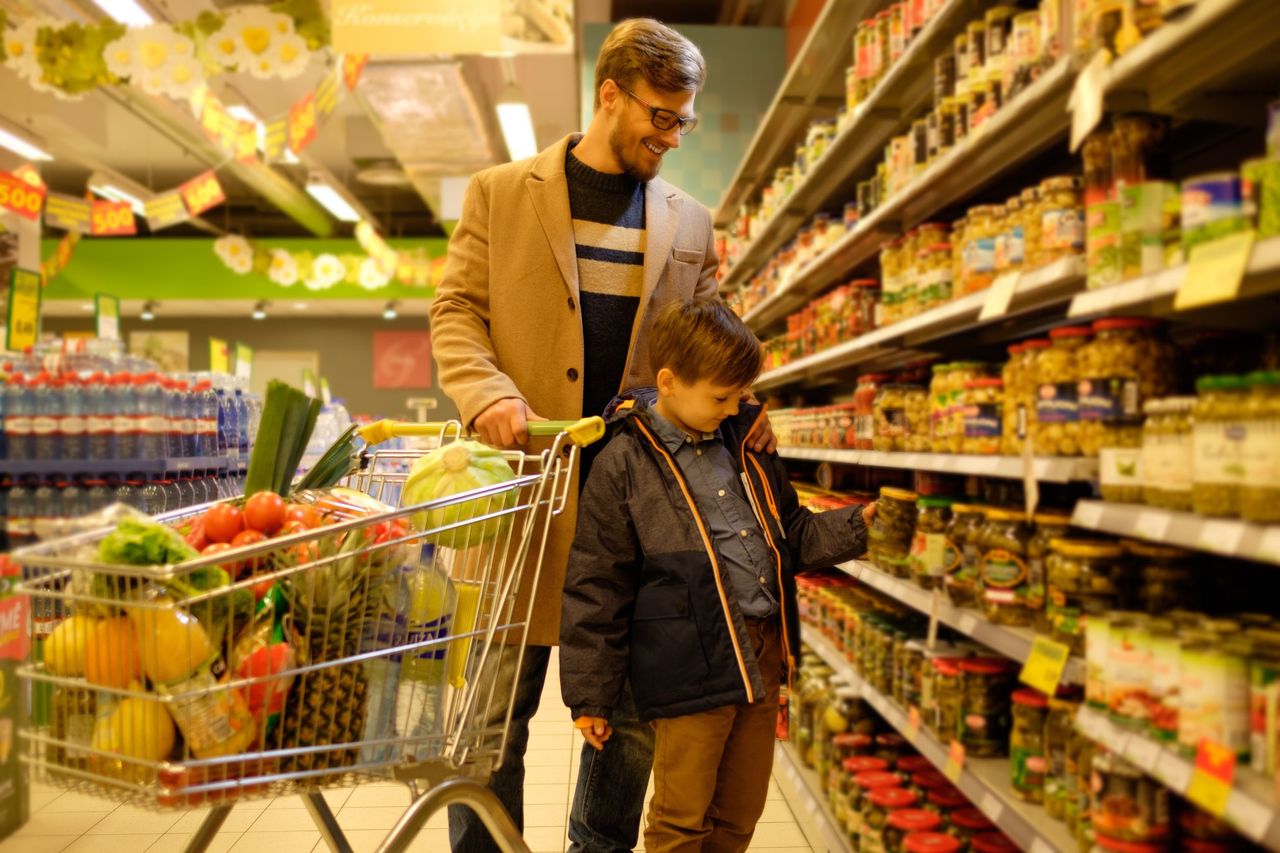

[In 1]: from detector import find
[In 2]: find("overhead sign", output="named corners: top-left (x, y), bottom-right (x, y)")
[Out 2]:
top-left (210, 337), bottom-right (230, 374)
top-left (90, 200), bottom-right (137, 236)
top-left (235, 342), bottom-right (254, 381)
top-left (7, 268), bottom-right (42, 352)
top-left (0, 170), bottom-right (45, 221)
top-left (144, 191), bottom-right (190, 231)
top-left (43, 192), bottom-right (93, 233)
top-left (330, 0), bottom-right (501, 54)
top-left (180, 171), bottom-right (226, 217)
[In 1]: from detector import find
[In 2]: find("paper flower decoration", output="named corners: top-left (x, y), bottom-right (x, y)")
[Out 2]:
top-left (215, 234), bottom-right (253, 268)
top-left (268, 250), bottom-right (299, 286)
top-left (304, 253), bottom-right (344, 290)
top-left (273, 32), bottom-right (309, 79)
top-left (105, 23), bottom-right (203, 100)
top-left (228, 252), bottom-right (253, 274)
top-left (4, 18), bottom-right (52, 86)
top-left (210, 7), bottom-right (309, 80)
top-left (358, 257), bottom-right (392, 290)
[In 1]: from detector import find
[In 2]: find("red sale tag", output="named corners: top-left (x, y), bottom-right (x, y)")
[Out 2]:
top-left (907, 706), bottom-right (922, 742)
top-left (1187, 739), bottom-right (1237, 817)
top-left (945, 739), bottom-right (966, 782)
top-left (179, 171), bottom-right (227, 216)
top-left (90, 200), bottom-right (137, 236)
top-left (288, 92), bottom-right (318, 153)
top-left (0, 170), bottom-right (46, 221)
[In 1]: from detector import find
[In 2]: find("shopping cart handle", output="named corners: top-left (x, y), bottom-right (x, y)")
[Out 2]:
top-left (358, 417), bottom-right (605, 448)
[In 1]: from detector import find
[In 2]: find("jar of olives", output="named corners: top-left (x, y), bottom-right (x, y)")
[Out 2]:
top-left (950, 808), bottom-right (997, 846)
top-left (946, 503), bottom-right (990, 606)
top-left (1240, 370), bottom-right (1280, 522)
top-left (1029, 510), bottom-right (1072, 630)
top-left (1141, 396), bottom-right (1194, 510)
top-left (1192, 375), bottom-right (1248, 517)
top-left (959, 658), bottom-right (1015, 757)
top-left (849, 771), bottom-right (908, 840)
top-left (962, 378), bottom-right (1004, 455)
top-left (1011, 688), bottom-right (1050, 802)
top-left (1046, 692), bottom-right (1081, 820)
top-left (903, 833), bottom-right (963, 853)
top-left (978, 508), bottom-right (1034, 625)
top-left (929, 657), bottom-right (964, 740)
top-left (962, 205), bottom-right (1000, 294)
top-left (1078, 317), bottom-right (1177, 460)
top-left (948, 363), bottom-right (993, 452)
top-left (917, 242), bottom-right (954, 313)
top-left (883, 809), bottom-right (944, 853)
top-left (1034, 325), bottom-right (1092, 456)
top-left (1098, 418), bottom-right (1145, 502)
top-left (910, 498), bottom-right (959, 589)
top-left (1046, 539), bottom-right (1128, 654)
top-left (1001, 345), bottom-right (1025, 454)
top-left (871, 487), bottom-right (920, 578)
top-left (862, 787), bottom-right (922, 853)
top-left (904, 386), bottom-right (932, 452)
top-left (996, 195), bottom-right (1024, 273)
top-left (929, 364), bottom-right (956, 452)
top-left (1038, 176), bottom-right (1084, 265)
top-left (856, 374), bottom-right (892, 450)
top-left (875, 384), bottom-right (912, 452)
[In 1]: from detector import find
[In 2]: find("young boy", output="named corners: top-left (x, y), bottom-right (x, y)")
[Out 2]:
top-left (559, 298), bottom-right (875, 853)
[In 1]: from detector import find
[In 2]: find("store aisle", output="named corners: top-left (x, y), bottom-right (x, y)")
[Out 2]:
top-left (5, 650), bottom-right (813, 853)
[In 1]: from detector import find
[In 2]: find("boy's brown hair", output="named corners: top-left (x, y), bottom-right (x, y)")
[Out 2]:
top-left (648, 298), bottom-right (763, 389)
top-left (594, 18), bottom-right (707, 110)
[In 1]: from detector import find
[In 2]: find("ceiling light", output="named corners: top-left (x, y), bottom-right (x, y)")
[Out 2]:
top-left (140, 301), bottom-right (156, 321)
top-left (0, 122), bottom-right (53, 162)
top-left (90, 183), bottom-right (147, 215)
top-left (305, 175), bottom-right (361, 222)
top-left (90, 0), bottom-right (154, 26)
top-left (282, 148), bottom-right (301, 165)
top-left (383, 301), bottom-right (398, 320)
top-left (496, 99), bottom-right (537, 161)
top-left (252, 301), bottom-right (268, 320)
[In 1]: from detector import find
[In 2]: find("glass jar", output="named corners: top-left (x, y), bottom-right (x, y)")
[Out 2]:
top-left (896, 755), bottom-right (932, 777)
top-left (978, 508), bottom-right (1033, 625)
top-left (1001, 345), bottom-right (1025, 455)
top-left (875, 384), bottom-right (911, 452)
top-left (916, 243), bottom-right (954, 313)
top-left (950, 808), bottom-right (997, 846)
top-left (1038, 176), bottom-right (1085, 265)
top-left (1141, 396), bottom-right (1194, 510)
top-left (1240, 370), bottom-right (1280, 522)
top-left (1029, 511), bottom-right (1072, 630)
top-left (871, 487), bottom-right (920, 578)
top-left (962, 205), bottom-right (1000, 294)
top-left (1078, 317), bottom-right (1178, 458)
top-left (962, 378), bottom-right (1004, 455)
top-left (948, 363), bottom-right (993, 452)
top-left (1045, 694), bottom-right (1081, 820)
top-left (1021, 185), bottom-right (1042, 268)
top-left (862, 787), bottom-right (922, 853)
top-left (1034, 325), bottom-right (1092, 456)
top-left (904, 386), bottom-right (932, 452)
top-left (1017, 339), bottom-right (1050, 452)
top-left (1047, 539), bottom-right (1127, 654)
top-left (930, 658), bottom-right (964, 741)
top-left (971, 833), bottom-right (1021, 853)
top-left (959, 658), bottom-right (1015, 757)
top-left (910, 497), bottom-right (958, 589)
top-left (884, 809), bottom-right (943, 853)
top-left (908, 768), bottom-right (950, 799)
top-left (1144, 618), bottom-right (1180, 744)
top-left (1192, 375), bottom-right (1247, 517)
top-left (946, 504), bottom-right (990, 607)
top-left (856, 374), bottom-right (892, 450)
top-left (929, 364), bottom-right (955, 452)
top-left (904, 833), bottom-right (963, 853)
top-left (1099, 419), bottom-right (1144, 502)
top-left (1011, 687), bottom-right (1050, 802)
top-left (1125, 541), bottom-right (1195, 614)
top-left (1105, 612), bottom-right (1156, 730)
top-left (49, 686), bottom-right (97, 772)
top-left (1179, 627), bottom-right (1252, 759)
top-left (851, 279), bottom-right (883, 337)
top-left (849, 771), bottom-right (907, 840)
top-left (999, 195), bottom-right (1025, 273)
top-left (925, 786), bottom-right (970, 819)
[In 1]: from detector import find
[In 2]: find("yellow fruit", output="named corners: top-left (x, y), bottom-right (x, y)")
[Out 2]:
top-left (44, 616), bottom-right (97, 677)
top-left (127, 598), bottom-right (214, 686)
top-left (85, 618), bottom-right (143, 689)
top-left (823, 707), bottom-right (849, 735)
top-left (91, 688), bottom-right (176, 769)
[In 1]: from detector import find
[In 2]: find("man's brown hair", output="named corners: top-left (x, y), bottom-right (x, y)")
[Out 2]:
top-left (594, 18), bottom-right (707, 110)
top-left (649, 299), bottom-right (763, 389)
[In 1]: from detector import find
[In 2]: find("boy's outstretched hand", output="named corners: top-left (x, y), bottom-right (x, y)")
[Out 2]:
top-left (862, 501), bottom-right (877, 525)
top-left (575, 716), bottom-right (613, 751)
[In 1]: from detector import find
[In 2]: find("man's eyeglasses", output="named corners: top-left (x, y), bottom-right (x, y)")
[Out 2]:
top-left (616, 84), bottom-right (699, 135)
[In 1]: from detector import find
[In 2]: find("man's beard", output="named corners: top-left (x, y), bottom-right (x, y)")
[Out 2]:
top-left (609, 123), bottom-right (660, 182)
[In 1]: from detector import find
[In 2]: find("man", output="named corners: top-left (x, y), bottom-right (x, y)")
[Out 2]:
top-left (430, 18), bottom-right (773, 853)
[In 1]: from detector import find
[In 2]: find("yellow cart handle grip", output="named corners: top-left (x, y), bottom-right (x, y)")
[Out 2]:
top-left (358, 416), bottom-right (606, 448)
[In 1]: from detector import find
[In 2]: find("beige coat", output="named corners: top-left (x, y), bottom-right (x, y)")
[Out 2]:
top-left (430, 133), bottom-right (719, 646)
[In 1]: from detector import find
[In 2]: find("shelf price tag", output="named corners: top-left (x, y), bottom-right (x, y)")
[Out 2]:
top-left (978, 272), bottom-right (1020, 321)
top-left (180, 170), bottom-right (226, 217)
top-left (907, 706), bottom-right (922, 743)
top-left (210, 337), bottom-right (230, 374)
top-left (1186, 740), bottom-right (1236, 818)
top-left (1020, 636), bottom-right (1071, 696)
top-left (0, 169), bottom-right (46, 221)
top-left (6, 268), bottom-right (42, 353)
top-left (1176, 229), bottom-right (1255, 311)
top-left (944, 740), bottom-right (965, 782)
top-left (90, 200), bottom-right (136, 236)
top-left (1070, 50), bottom-right (1110, 152)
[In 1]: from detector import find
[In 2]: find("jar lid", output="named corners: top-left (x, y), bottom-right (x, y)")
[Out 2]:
top-left (888, 808), bottom-right (943, 832)
top-left (959, 657), bottom-right (1013, 675)
top-left (1095, 833), bottom-right (1170, 853)
top-left (858, 373), bottom-right (894, 383)
top-left (969, 204), bottom-right (1000, 217)
top-left (922, 242), bottom-right (953, 253)
top-left (1012, 687), bottom-right (1049, 708)
top-left (854, 770), bottom-right (905, 790)
top-left (911, 769), bottom-right (949, 790)
top-left (851, 278), bottom-right (880, 287)
top-left (949, 807), bottom-right (995, 831)
top-left (833, 732), bottom-right (874, 750)
top-left (1007, 343), bottom-right (1024, 356)
top-left (868, 787), bottom-right (920, 808)
top-left (896, 755), bottom-right (932, 774)
top-left (1142, 398), bottom-right (1166, 415)
top-left (951, 503), bottom-right (991, 515)
top-left (1033, 510), bottom-right (1072, 525)
top-left (1164, 395), bottom-right (1196, 412)
top-left (1021, 338), bottom-right (1052, 350)
top-left (1246, 369), bottom-right (1280, 387)
top-left (905, 832), bottom-right (964, 853)
top-left (918, 496), bottom-right (956, 509)
top-left (1050, 325), bottom-right (1093, 339)
top-left (881, 487), bottom-right (920, 502)
top-left (1092, 316), bottom-right (1162, 333)
top-left (1049, 538), bottom-right (1124, 558)
top-left (1123, 539), bottom-right (1192, 560)
top-left (964, 378), bottom-right (1004, 389)
top-left (970, 832), bottom-right (1019, 853)
top-left (984, 507), bottom-right (1025, 521)
top-left (843, 755), bottom-right (889, 773)
top-left (1040, 175), bottom-right (1082, 192)
top-left (877, 733), bottom-right (908, 748)
top-left (926, 787), bottom-right (969, 809)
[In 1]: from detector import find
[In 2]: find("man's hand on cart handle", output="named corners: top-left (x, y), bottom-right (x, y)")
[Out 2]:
top-left (575, 715), bottom-right (613, 751)
top-left (475, 398), bottom-right (547, 449)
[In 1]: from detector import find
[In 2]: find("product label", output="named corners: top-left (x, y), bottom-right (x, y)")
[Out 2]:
top-left (1148, 633), bottom-right (1180, 740)
top-left (964, 237), bottom-right (996, 275)
top-left (1043, 207), bottom-right (1084, 250)
top-left (1240, 417), bottom-right (1280, 485)
top-left (139, 415), bottom-right (167, 435)
top-left (61, 416), bottom-right (87, 435)
top-left (981, 548), bottom-right (1028, 596)
top-left (1027, 558), bottom-right (1047, 611)
top-left (114, 414), bottom-right (137, 434)
top-left (1078, 377), bottom-right (1140, 421)
top-left (1142, 432), bottom-right (1193, 494)
top-left (158, 655), bottom-right (253, 755)
top-left (1016, 404), bottom-right (1028, 439)
top-left (1106, 622), bottom-right (1153, 723)
top-left (1100, 447), bottom-right (1142, 489)
top-left (1180, 648), bottom-right (1251, 757)
top-left (1182, 179), bottom-right (1242, 230)
top-left (4, 416), bottom-right (32, 435)
top-left (181, 418), bottom-right (197, 436)
top-left (1193, 422), bottom-right (1245, 485)
top-left (1012, 745), bottom-right (1047, 794)
top-left (1037, 382), bottom-right (1078, 423)
top-left (963, 402), bottom-right (1003, 437)
top-left (1087, 200), bottom-right (1122, 288)
top-left (910, 532), bottom-right (961, 578)
top-left (86, 415), bottom-right (113, 435)
top-left (67, 712), bottom-right (95, 760)
top-left (882, 407), bottom-right (908, 438)
top-left (198, 417), bottom-right (218, 435)
top-left (30, 416), bottom-right (57, 436)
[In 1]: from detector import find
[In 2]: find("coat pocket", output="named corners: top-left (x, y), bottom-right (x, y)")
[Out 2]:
top-left (671, 248), bottom-right (702, 264)
top-left (630, 582), bottom-right (710, 707)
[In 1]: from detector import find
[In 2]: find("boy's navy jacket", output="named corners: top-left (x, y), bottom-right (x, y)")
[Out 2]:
top-left (559, 388), bottom-right (868, 722)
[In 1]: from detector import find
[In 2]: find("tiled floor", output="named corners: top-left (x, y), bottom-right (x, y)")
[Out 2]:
top-left (3, 651), bottom-right (813, 853)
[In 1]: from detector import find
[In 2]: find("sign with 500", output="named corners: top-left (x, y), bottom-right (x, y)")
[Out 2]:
top-left (180, 171), bottom-right (226, 217)
top-left (0, 170), bottom-right (46, 221)
top-left (90, 200), bottom-right (137, 236)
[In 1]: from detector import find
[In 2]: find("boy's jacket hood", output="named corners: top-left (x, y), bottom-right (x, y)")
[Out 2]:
top-left (601, 387), bottom-right (765, 444)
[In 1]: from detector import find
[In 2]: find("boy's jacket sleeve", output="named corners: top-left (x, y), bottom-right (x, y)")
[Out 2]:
top-left (559, 443), bottom-right (642, 720)
top-left (769, 454), bottom-right (869, 570)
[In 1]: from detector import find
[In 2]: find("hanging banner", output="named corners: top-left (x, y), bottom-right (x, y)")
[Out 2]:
top-left (42, 232), bottom-right (82, 284)
top-left (320, 377), bottom-right (332, 405)
top-left (356, 221), bottom-right (399, 274)
top-left (316, 68), bottom-right (340, 118)
top-left (95, 293), bottom-right (121, 341)
top-left (90, 200), bottom-right (137, 236)
top-left (210, 337), bottom-right (230, 373)
top-left (7, 268), bottom-right (42, 352)
top-left (144, 191), bottom-right (191, 231)
top-left (201, 95), bottom-right (227, 141)
top-left (330, 0), bottom-right (501, 54)
top-left (180, 171), bottom-right (227, 217)
top-left (342, 53), bottom-right (368, 90)
top-left (235, 120), bottom-right (258, 163)
top-left (264, 119), bottom-right (288, 163)
top-left (234, 342), bottom-right (254, 381)
top-left (43, 192), bottom-right (94, 233)
top-left (288, 92), bottom-right (318, 153)
top-left (0, 170), bottom-right (45, 221)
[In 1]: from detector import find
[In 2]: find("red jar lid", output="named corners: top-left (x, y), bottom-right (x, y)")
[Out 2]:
top-left (932, 658), bottom-right (962, 676)
top-left (887, 808), bottom-right (943, 833)
top-left (1092, 316), bottom-right (1162, 333)
top-left (950, 807), bottom-right (995, 831)
top-left (851, 278), bottom-right (880, 288)
top-left (1007, 344), bottom-right (1024, 356)
top-left (868, 787), bottom-right (920, 809)
top-left (896, 755), bottom-right (932, 774)
top-left (958, 658), bottom-right (1012, 676)
top-left (1021, 338), bottom-right (1052, 350)
top-left (927, 787), bottom-right (969, 809)
top-left (854, 771), bottom-right (905, 791)
top-left (877, 733), bottom-right (908, 749)
top-left (844, 756), bottom-right (889, 774)
top-left (858, 373), bottom-right (893, 383)
top-left (1012, 688), bottom-right (1049, 708)
top-left (911, 769), bottom-right (949, 791)
top-left (964, 378), bottom-right (1004, 390)
top-left (1095, 833), bottom-right (1170, 853)
top-left (1050, 325), bottom-right (1093, 339)
top-left (970, 832), bottom-right (1019, 853)
top-left (905, 832), bottom-right (964, 853)
top-left (834, 733), bottom-right (874, 749)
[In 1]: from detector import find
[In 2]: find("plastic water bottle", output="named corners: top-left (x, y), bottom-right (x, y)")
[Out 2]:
top-left (137, 373), bottom-right (167, 460)
top-left (86, 373), bottom-right (116, 461)
top-left (32, 374), bottom-right (62, 461)
top-left (115, 478), bottom-right (145, 512)
top-left (32, 479), bottom-right (60, 540)
top-left (234, 382), bottom-right (250, 460)
top-left (163, 379), bottom-right (184, 458)
top-left (85, 480), bottom-right (113, 513)
top-left (59, 481), bottom-right (84, 524)
top-left (3, 376), bottom-right (33, 461)
top-left (217, 379), bottom-right (239, 463)
top-left (5, 484), bottom-right (35, 550)
top-left (194, 381), bottom-right (218, 458)
top-left (114, 372), bottom-right (140, 459)
top-left (180, 382), bottom-right (198, 457)
top-left (398, 546), bottom-right (456, 759)
top-left (141, 475), bottom-right (167, 516)
top-left (62, 375), bottom-right (88, 459)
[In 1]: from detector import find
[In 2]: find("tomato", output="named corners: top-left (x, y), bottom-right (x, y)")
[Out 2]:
top-left (278, 520), bottom-right (310, 538)
top-left (204, 503), bottom-right (245, 544)
top-left (290, 542), bottom-right (319, 565)
top-left (184, 517), bottom-right (209, 552)
top-left (284, 504), bottom-right (322, 529)
top-left (201, 542), bottom-right (236, 575)
top-left (230, 529), bottom-right (268, 578)
top-left (252, 578), bottom-right (275, 601)
top-left (244, 492), bottom-right (287, 535)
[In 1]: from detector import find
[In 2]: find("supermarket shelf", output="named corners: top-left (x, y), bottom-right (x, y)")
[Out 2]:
top-left (712, 0), bottom-right (871, 230)
top-left (803, 628), bottom-right (1078, 853)
top-left (772, 740), bottom-right (855, 853)
top-left (1076, 708), bottom-right (1280, 850)
top-left (1068, 235), bottom-right (1280, 318)
top-left (1070, 500), bottom-right (1280, 567)
top-left (838, 559), bottom-right (1087, 686)
top-left (0, 455), bottom-right (232, 477)
top-left (755, 256), bottom-right (1087, 391)
top-left (778, 446), bottom-right (1098, 484)
top-left (741, 58), bottom-right (1079, 332)
top-left (719, 0), bottom-right (986, 290)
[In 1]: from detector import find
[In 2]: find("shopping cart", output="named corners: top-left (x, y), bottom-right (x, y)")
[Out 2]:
top-left (13, 417), bottom-right (604, 853)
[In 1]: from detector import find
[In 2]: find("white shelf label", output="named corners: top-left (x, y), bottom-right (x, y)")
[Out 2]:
top-left (1070, 50), bottom-right (1109, 152)
top-left (979, 272), bottom-right (1021, 320)
top-left (1074, 501), bottom-right (1104, 528)
top-left (1125, 735), bottom-right (1162, 772)
top-left (1258, 527), bottom-right (1280, 564)
top-left (1077, 709), bottom-right (1109, 742)
top-left (1153, 751), bottom-right (1193, 794)
top-left (957, 613), bottom-right (979, 634)
top-left (1134, 511), bottom-right (1172, 541)
top-left (1199, 519), bottom-right (1246, 555)
top-left (1225, 793), bottom-right (1274, 843)
top-left (979, 792), bottom-right (1005, 822)
top-left (1030, 839), bottom-right (1056, 853)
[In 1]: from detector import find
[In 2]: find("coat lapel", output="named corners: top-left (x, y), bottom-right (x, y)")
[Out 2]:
top-left (526, 136), bottom-right (580, 299)
top-left (620, 178), bottom-right (682, 385)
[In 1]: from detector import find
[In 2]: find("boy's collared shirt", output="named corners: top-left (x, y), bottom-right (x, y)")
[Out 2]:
top-left (647, 409), bottom-right (780, 619)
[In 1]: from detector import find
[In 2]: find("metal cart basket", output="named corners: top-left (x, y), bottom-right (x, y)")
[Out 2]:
top-left (13, 417), bottom-right (604, 853)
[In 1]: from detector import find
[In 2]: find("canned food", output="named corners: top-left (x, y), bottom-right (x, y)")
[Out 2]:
top-left (1090, 749), bottom-right (1171, 843)
top-left (1182, 172), bottom-right (1246, 255)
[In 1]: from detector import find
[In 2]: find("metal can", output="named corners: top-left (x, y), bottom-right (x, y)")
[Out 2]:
top-left (1179, 627), bottom-right (1251, 759)
top-left (1242, 156), bottom-right (1280, 239)
top-left (1181, 172), bottom-right (1246, 255)
top-left (1248, 628), bottom-right (1280, 775)
top-left (1105, 612), bottom-right (1152, 728)
top-left (1090, 749), bottom-right (1171, 843)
